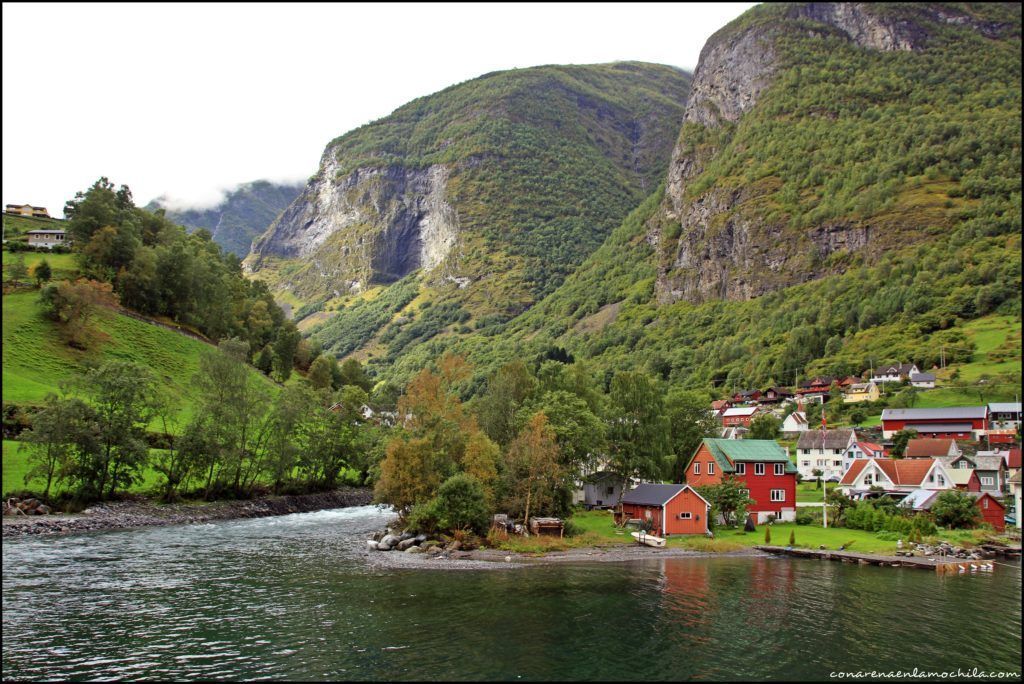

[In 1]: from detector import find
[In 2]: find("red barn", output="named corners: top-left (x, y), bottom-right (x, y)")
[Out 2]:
top-left (881, 407), bottom-right (988, 439)
top-left (619, 484), bottom-right (711, 536)
top-left (685, 438), bottom-right (797, 523)
top-left (720, 406), bottom-right (761, 428)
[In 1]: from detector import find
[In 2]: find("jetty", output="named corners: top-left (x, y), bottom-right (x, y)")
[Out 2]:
top-left (755, 545), bottom-right (998, 573)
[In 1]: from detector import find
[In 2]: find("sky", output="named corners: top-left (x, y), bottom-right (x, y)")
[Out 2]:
top-left (2, 2), bottom-right (757, 216)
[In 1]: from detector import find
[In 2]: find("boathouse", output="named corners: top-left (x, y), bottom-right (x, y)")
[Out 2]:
top-left (619, 484), bottom-right (710, 536)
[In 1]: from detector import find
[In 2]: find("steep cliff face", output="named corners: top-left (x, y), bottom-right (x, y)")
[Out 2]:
top-left (247, 62), bottom-right (691, 310)
top-left (654, 2), bottom-right (1020, 304)
top-left (149, 180), bottom-right (303, 258)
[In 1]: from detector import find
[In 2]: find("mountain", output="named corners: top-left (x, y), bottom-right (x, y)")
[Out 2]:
top-left (148, 180), bottom-right (304, 257)
top-left (428, 2), bottom-right (1021, 394)
top-left (246, 62), bottom-right (692, 318)
top-left (651, 2), bottom-right (1020, 303)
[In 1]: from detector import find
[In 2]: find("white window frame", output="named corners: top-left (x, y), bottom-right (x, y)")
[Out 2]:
top-left (678, 512), bottom-right (692, 520)
top-left (770, 489), bottom-right (785, 502)
top-left (981, 476), bottom-right (994, 486)
top-left (736, 463), bottom-right (746, 475)
top-left (694, 462), bottom-right (701, 475)
top-left (708, 462), bottom-right (715, 475)
top-left (774, 463), bottom-right (784, 476)
top-left (754, 463), bottom-right (765, 476)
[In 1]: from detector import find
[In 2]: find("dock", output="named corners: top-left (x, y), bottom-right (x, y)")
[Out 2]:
top-left (755, 545), bottom-right (997, 573)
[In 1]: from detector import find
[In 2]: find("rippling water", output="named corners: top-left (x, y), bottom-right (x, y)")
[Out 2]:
top-left (3, 506), bottom-right (1021, 681)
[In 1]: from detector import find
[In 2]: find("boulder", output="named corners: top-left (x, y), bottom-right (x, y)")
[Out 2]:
top-left (36, 504), bottom-right (51, 515)
top-left (397, 538), bottom-right (417, 551)
top-left (399, 531), bottom-right (415, 542)
top-left (405, 545), bottom-right (423, 554)
top-left (380, 534), bottom-right (400, 549)
top-left (415, 534), bottom-right (428, 544)
top-left (366, 540), bottom-right (380, 551)
top-left (449, 540), bottom-right (462, 551)
top-left (426, 546), bottom-right (443, 555)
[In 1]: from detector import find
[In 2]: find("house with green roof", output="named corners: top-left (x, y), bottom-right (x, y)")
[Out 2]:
top-left (685, 438), bottom-right (797, 523)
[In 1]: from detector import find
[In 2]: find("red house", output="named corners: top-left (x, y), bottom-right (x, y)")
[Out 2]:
top-left (969, 492), bottom-right (1006, 532)
top-left (685, 438), bottom-right (797, 523)
top-left (619, 484), bottom-right (711, 536)
top-left (720, 406), bottom-right (762, 428)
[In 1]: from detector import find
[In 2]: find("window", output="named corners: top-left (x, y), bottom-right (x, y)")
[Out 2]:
top-left (802, 460), bottom-right (810, 467)
top-left (774, 463), bottom-right (784, 476)
top-left (606, 486), bottom-right (615, 496)
top-left (938, 476), bottom-right (945, 486)
top-left (770, 489), bottom-right (786, 502)
top-left (736, 463), bottom-right (746, 475)
top-left (958, 461), bottom-right (969, 469)
top-left (693, 462), bottom-right (701, 475)
top-left (981, 476), bottom-right (994, 486)
top-left (755, 463), bottom-right (765, 476)
top-left (834, 460), bottom-right (842, 467)
top-left (983, 498), bottom-right (989, 509)
top-left (708, 462), bottom-right (715, 475)
top-left (678, 512), bottom-right (692, 520)
top-left (928, 473), bottom-right (934, 483)
top-left (864, 474), bottom-right (874, 485)
top-left (834, 448), bottom-right (843, 455)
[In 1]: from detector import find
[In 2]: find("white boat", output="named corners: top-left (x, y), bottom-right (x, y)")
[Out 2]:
top-left (631, 531), bottom-right (666, 548)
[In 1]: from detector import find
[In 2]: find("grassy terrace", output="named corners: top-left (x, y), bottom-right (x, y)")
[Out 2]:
top-left (494, 510), bottom-right (1001, 556)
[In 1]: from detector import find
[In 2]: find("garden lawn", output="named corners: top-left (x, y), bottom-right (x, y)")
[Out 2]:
top-left (796, 481), bottom-right (838, 502)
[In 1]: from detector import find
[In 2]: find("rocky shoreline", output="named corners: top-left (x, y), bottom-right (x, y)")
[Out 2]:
top-left (1, 487), bottom-right (374, 538)
top-left (365, 540), bottom-right (768, 571)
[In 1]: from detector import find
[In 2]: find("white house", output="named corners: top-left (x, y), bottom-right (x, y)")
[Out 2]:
top-left (870, 363), bottom-right (920, 385)
top-left (842, 441), bottom-right (886, 473)
top-left (781, 411), bottom-right (808, 434)
top-left (988, 402), bottom-right (1022, 429)
top-left (910, 372), bottom-right (936, 389)
top-left (839, 457), bottom-right (953, 499)
top-left (796, 429), bottom-right (857, 481)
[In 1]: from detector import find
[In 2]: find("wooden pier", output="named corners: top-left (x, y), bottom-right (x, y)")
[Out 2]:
top-left (755, 545), bottom-right (997, 573)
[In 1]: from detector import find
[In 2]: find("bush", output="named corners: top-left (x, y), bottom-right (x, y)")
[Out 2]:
top-left (431, 473), bottom-right (491, 534)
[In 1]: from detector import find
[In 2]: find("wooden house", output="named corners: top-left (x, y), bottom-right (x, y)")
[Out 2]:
top-left (618, 484), bottom-right (711, 536)
top-left (685, 438), bottom-right (797, 523)
top-left (880, 406), bottom-right (988, 439)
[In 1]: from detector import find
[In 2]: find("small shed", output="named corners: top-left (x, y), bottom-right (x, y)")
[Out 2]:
top-left (967, 492), bottom-right (1006, 532)
top-left (582, 471), bottom-right (623, 510)
top-left (619, 483), bottom-right (711, 537)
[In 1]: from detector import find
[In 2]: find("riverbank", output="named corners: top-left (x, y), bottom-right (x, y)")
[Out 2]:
top-left (1, 487), bottom-right (374, 538)
top-left (365, 540), bottom-right (767, 571)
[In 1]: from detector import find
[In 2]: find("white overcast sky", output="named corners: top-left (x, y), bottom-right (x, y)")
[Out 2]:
top-left (2, 2), bottom-right (756, 216)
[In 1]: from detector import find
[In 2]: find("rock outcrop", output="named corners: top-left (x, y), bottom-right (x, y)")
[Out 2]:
top-left (654, 2), bottom-right (1017, 304)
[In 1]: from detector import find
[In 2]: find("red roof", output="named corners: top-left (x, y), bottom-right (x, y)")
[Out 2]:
top-left (857, 441), bottom-right (885, 457)
top-left (840, 458), bottom-right (939, 487)
top-left (1008, 448), bottom-right (1022, 469)
top-left (904, 439), bottom-right (956, 458)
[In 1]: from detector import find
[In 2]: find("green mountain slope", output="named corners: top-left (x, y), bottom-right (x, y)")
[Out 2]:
top-left (147, 180), bottom-right (303, 258)
top-left (247, 62), bottom-right (691, 330)
top-left (384, 2), bottom-right (1021, 395)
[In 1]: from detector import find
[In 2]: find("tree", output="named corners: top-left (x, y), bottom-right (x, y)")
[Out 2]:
top-left (307, 354), bottom-right (335, 391)
top-left (930, 490), bottom-right (982, 529)
top-left (337, 358), bottom-right (373, 392)
top-left (475, 360), bottom-right (537, 448)
top-left (606, 372), bottom-right (671, 493)
top-left (272, 323), bottom-right (301, 382)
top-left (23, 394), bottom-right (88, 498)
top-left (698, 476), bottom-right (755, 528)
top-left (812, 468), bottom-right (824, 489)
top-left (747, 413), bottom-right (782, 440)
top-left (7, 254), bottom-right (28, 282)
top-left (890, 429), bottom-right (919, 459)
top-left (665, 388), bottom-right (718, 483)
top-left (38, 278), bottom-right (118, 348)
top-left (255, 344), bottom-right (275, 376)
top-left (528, 389), bottom-right (605, 481)
top-left (431, 473), bottom-right (490, 534)
top-left (503, 412), bottom-right (564, 527)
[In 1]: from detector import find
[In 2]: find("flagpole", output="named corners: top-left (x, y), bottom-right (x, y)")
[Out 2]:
top-left (822, 403), bottom-right (828, 529)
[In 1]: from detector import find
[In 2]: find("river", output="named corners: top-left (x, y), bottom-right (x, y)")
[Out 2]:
top-left (2, 506), bottom-right (1021, 681)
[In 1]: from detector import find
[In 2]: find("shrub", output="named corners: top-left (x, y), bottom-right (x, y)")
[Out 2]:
top-left (431, 473), bottom-right (491, 534)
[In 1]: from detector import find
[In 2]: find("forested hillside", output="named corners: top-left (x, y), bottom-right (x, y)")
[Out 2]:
top-left (247, 62), bottom-right (692, 353)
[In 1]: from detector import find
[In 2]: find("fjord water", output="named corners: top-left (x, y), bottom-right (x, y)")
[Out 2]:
top-left (3, 507), bottom-right (1021, 681)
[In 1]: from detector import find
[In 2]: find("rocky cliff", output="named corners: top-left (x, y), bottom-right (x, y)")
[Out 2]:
top-left (247, 62), bottom-right (691, 309)
top-left (653, 2), bottom-right (1020, 303)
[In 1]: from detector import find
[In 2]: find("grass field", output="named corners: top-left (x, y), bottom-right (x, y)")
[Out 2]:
top-left (2, 439), bottom-right (166, 496)
top-left (2, 251), bottom-right (79, 282)
top-left (2, 290), bottom-right (278, 429)
top-left (795, 481), bottom-right (837, 502)
top-left (566, 509), bottom-right (997, 555)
